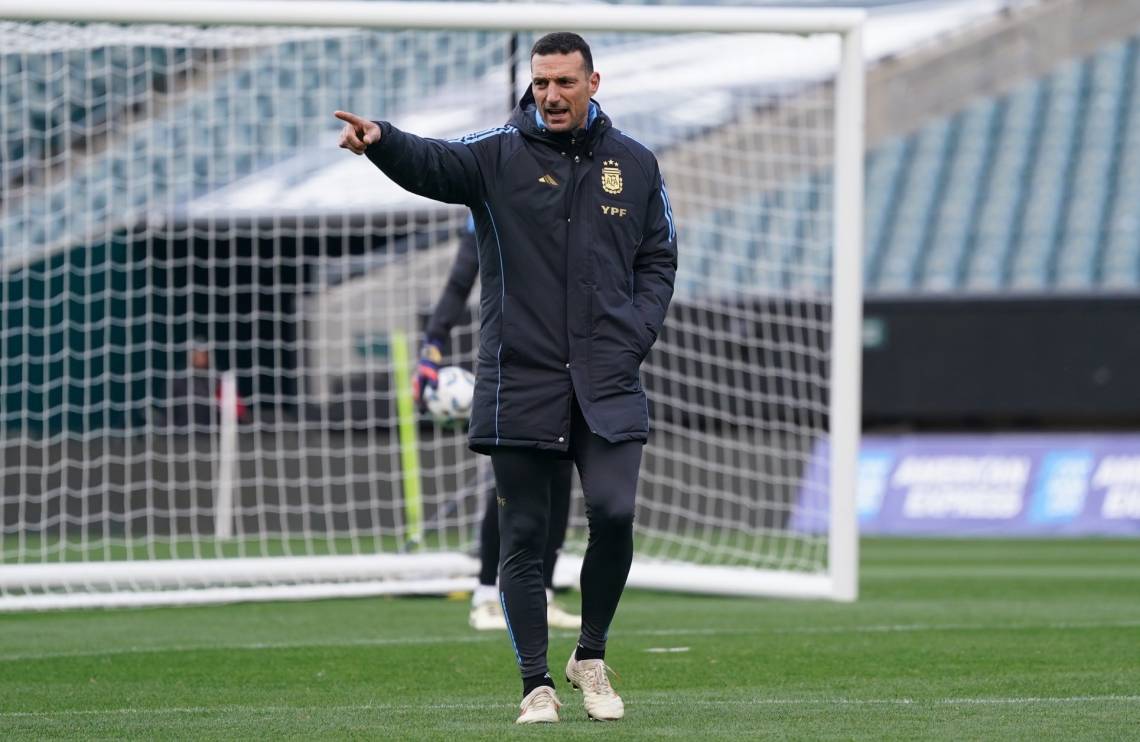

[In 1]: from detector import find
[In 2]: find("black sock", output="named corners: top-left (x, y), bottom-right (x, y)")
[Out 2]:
top-left (574, 643), bottom-right (604, 662)
top-left (523, 672), bottom-right (555, 697)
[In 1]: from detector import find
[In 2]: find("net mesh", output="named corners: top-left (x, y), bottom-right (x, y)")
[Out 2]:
top-left (0, 20), bottom-right (840, 604)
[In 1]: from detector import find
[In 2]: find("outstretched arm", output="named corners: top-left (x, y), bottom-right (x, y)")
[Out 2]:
top-left (334, 110), bottom-right (481, 206)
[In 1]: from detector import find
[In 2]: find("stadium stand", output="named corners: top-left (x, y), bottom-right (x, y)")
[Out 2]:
top-left (682, 30), bottom-right (1140, 299)
top-left (5, 1), bottom-right (1140, 299)
top-left (867, 36), bottom-right (1140, 293)
top-left (0, 27), bottom-right (512, 263)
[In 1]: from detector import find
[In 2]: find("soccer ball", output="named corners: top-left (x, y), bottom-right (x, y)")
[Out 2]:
top-left (423, 365), bottom-right (475, 426)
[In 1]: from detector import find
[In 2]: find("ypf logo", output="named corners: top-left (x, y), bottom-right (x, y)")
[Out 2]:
top-left (601, 159), bottom-right (623, 195)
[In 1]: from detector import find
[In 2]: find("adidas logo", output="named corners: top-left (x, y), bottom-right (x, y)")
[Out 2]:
top-left (537, 174), bottom-right (559, 186)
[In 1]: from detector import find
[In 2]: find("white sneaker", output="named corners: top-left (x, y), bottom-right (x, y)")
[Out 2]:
top-left (547, 602), bottom-right (582, 630)
top-left (468, 599), bottom-right (507, 631)
top-left (516, 685), bottom-right (561, 724)
top-left (565, 652), bottom-right (624, 721)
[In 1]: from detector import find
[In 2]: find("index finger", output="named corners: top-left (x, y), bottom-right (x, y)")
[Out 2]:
top-left (334, 110), bottom-right (367, 127)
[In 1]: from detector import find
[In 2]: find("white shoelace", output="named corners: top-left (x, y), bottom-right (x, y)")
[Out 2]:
top-left (523, 687), bottom-right (559, 711)
top-left (581, 661), bottom-right (619, 697)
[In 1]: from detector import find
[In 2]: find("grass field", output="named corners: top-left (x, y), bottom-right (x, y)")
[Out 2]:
top-left (2, 539), bottom-right (1138, 740)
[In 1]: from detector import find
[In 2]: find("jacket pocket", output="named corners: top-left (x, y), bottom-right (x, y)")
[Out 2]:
top-left (499, 294), bottom-right (515, 364)
top-left (588, 303), bottom-right (644, 398)
top-left (629, 308), bottom-right (655, 361)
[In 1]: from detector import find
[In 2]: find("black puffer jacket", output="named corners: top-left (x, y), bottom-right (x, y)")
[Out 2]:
top-left (366, 92), bottom-right (677, 453)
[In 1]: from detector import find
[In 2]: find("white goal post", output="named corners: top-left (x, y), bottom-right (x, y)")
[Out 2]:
top-left (0, 0), bottom-right (863, 610)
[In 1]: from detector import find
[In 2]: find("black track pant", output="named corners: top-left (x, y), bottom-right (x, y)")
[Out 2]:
top-left (478, 459), bottom-right (572, 590)
top-left (492, 401), bottom-right (643, 679)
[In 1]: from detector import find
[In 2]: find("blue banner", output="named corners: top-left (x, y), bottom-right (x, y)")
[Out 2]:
top-left (792, 434), bottom-right (1140, 536)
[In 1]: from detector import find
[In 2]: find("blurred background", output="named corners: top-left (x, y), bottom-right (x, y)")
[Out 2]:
top-left (1, 0), bottom-right (1138, 583)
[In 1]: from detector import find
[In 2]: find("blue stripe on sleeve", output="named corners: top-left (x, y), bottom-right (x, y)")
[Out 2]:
top-left (448, 125), bottom-right (518, 144)
top-left (660, 178), bottom-right (676, 242)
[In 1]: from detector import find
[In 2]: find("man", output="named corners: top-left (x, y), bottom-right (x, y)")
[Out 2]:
top-left (160, 338), bottom-right (248, 428)
top-left (336, 31), bottom-right (676, 724)
top-left (413, 214), bottom-right (580, 632)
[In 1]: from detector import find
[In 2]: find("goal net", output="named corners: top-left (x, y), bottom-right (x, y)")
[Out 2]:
top-left (0, 2), bottom-right (863, 610)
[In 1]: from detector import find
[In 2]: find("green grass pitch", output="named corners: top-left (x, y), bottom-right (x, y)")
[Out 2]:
top-left (1, 539), bottom-right (1137, 740)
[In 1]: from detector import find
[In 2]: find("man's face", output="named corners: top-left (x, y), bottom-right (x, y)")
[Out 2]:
top-left (531, 51), bottom-right (599, 133)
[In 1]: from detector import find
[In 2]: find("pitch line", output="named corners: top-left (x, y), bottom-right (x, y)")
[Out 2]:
top-left (3, 695), bottom-right (1139, 719)
top-left (2, 619), bottom-right (1138, 663)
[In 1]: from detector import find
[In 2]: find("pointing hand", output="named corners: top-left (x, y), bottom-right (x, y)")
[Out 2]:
top-left (334, 110), bottom-right (381, 155)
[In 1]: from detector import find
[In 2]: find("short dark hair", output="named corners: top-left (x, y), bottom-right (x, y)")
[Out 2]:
top-left (530, 32), bottom-right (593, 75)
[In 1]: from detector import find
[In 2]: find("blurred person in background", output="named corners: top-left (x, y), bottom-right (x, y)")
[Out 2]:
top-left (158, 338), bottom-right (248, 429)
top-left (413, 213), bottom-right (581, 633)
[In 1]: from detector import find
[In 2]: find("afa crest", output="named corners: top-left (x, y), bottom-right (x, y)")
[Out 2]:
top-left (601, 159), bottom-right (623, 195)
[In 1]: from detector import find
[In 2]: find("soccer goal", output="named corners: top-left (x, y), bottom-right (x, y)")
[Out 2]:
top-left (0, 1), bottom-right (863, 610)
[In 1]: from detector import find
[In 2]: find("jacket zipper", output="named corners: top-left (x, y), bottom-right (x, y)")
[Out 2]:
top-left (565, 142), bottom-right (583, 410)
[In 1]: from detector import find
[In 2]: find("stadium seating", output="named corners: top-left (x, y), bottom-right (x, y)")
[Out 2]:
top-left (872, 36), bottom-right (1140, 293)
top-left (5, 26), bottom-right (1140, 296)
top-left (0, 29), bottom-right (511, 260)
top-left (681, 35), bottom-right (1140, 299)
